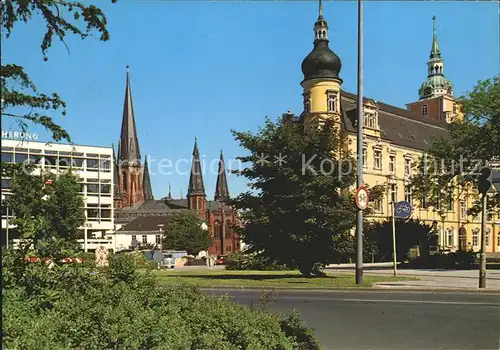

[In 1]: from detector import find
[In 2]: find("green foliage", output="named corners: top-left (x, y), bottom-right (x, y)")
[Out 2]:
top-left (2, 0), bottom-right (116, 140)
top-left (225, 251), bottom-right (292, 271)
top-left (410, 76), bottom-right (500, 217)
top-left (230, 118), bottom-right (384, 277)
top-left (2, 250), bottom-right (319, 349)
top-left (365, 219), bottom-right (436, 262)
top-left (402, 250), bottom-right (479, 270)
top-left (6, 166), bottom-right (85, 257)
top-left (163, 211), bottom-right (211, 255)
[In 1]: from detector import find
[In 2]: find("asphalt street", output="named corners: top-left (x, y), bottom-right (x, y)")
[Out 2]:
top-left (204, 289), bottom-right (500, 350)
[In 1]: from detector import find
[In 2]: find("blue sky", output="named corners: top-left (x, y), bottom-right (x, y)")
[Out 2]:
top-left (2, 0), bottom-right (499, 199)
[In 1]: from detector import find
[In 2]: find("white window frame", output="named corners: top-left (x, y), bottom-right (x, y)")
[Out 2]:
top-left (422, 104), bottom-right (428, 117)
top-left (472, 229), bottom-right (478, 247)
top-left (389, 155), bottom-right (396, 173)
top-left (373, 149), bottom-right (382, 170)
top-left (327, 92), bottom-right (336, 112)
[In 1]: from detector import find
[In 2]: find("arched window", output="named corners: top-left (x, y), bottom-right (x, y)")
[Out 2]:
top-left (214, 220), bottom-right (221, 239)
top-left (225, 220), bottom-right (232, 239)
top-left (447, 228), bottom-right (454, 247)
top-left (422, 104), bottom-right (428, 117)
top-left (327, 91), bottom-right (336, 112)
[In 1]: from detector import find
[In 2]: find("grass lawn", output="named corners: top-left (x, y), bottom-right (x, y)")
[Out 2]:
top-left (152, 269), bottom-right (416, 289)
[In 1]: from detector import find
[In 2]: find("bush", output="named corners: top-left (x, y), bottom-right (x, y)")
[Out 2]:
top-left (2, 249), bottom-right (318, 349)
top-left (401, 250), bottom-right (480, 269)
top-left (225, 251), bottom-right (292, 271)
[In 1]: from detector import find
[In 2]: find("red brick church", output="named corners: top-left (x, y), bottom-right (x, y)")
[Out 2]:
top-left (113, 66), bottom-right (240, 256)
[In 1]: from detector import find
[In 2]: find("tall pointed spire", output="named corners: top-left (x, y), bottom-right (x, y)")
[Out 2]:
top-left (168, 183), bottom-right (172, 199)
top-left (187, 137), bottom-right (206, 197)
top-left (142, 156), bottom-right (154, 201)
top-left (318, 0), bottom-right (323, 19)
top-left (118, 65), bottom-right (141, 163)
top-left (214, 150), bottom-right (230, 202)
top-left (430, 15), bottom-right (441, 59)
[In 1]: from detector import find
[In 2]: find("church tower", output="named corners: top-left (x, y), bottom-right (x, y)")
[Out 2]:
top-left (300, 0), bottom-right (343, 127)
top-left (117, 66), bottom-right (145, 207)
top-left (407, 16), bottom-right (463, 123)
top-left (214, 150), bottom-right (230, 202)
top-left (187, 137), bottom-right (207, 217)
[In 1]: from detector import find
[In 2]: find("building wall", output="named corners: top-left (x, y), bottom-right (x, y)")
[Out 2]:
top-left (206, 208), bottom-right (240, 256)
top-left (1, 138), bottom-right (115, 249)
top-left (407, 96), bottom-right (463, 123)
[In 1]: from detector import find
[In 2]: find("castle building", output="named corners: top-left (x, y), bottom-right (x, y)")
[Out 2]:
top-left (293, 1), bottom-right (499, 252)
top-left (112, 68), bottom-right (240, 255)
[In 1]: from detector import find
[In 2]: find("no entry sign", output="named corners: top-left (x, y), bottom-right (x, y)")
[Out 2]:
top-left (355, 185), bottom-right (369, 210)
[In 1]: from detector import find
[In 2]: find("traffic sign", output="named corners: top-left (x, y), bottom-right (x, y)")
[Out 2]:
top-left (355, 185), bottom-right (369, 210)
top-left (394, 201), bottom-right (412, 218)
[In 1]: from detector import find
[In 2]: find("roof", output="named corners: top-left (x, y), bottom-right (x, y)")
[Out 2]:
top-left (187, 138), bottom-right (206, 196)
top-left (118, 67), bottom-right (141, 163)
top-left (120, 215), bottom-right (174, 232)
top-left (143, 157), bottom-right (154, 201)
top-left (340, 90), bottom-right (449, 151)
top-left (214, 151), bottom-right (230, 201)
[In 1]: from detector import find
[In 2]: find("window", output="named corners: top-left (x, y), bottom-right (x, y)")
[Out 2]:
top-left (390, 185), bottom-right (397, 203)
top-left (142, 235), bottom-right (147, 244)
top-left (155, 235), bottom-right (161, 244)
top-left (214, 220), bottom-right (221, 239)
top-left (87, 183), bottom-right (99, 194)
top-left (131, 235), bottom-right (137, 243)
top-left (71, 157), bottom-right (84, 168)
top-left (389, 155), bottom-right (396, 173)
top-left (87, 158), bottom-right (99, 171)
top-left (373, 198), bottom-right (382, 212)
top-left (404, 158), bottom-right (412, 177)
top-left (460, 202), bottom-right (467, 219)
top-left (87, 204), bottom-right (99, 219)
top-left (225, 221), bottom-right (232, 239)
top-left (497, 232), bottom-right (500, 247)
top-left (327, 92), bottom-right (336, 112)
top-left (422, 104), bottom-right (428, 117)
top-left (447, 192), bottom-right (454, 211)
top-left (404, 185), bottom-right (412, 203)
top-left (447, 228), bottom-right (454, 247)
top-left (452, 103), bottom-right (456, 114)
top-left (362, 148), bottom-right (367, 168)
top-left (485, 228), bottom-right (490, 247)
top-left (1, 179), bottom-right (11, 189)
top-left (15, 153), bottom-right (28, 164)
top-left (101, 204), bottom-right (111, 219)
top-left (303, 93), bottom-right (311, 113)
top-left (373, 150), bottom-right (382, 170)
top-left (421, 193), bottom-right (427, 209)
top-left (472, 229), bottom-right (478, 247)
top-left (100, 157), bottom-right (111, 171)
top-left (1, 152), bottom-right (13, 163)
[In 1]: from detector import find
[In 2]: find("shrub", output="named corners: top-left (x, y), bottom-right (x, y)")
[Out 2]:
top-left (401, 250), bottom-right (480, 270)
top-left (2, 249), bottom-right (318, 349)
top-left (225, 251), bottom-right (292, 271)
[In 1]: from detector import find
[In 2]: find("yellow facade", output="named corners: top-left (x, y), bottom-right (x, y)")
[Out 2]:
top-left (297, 7), bottom-right (498, 253)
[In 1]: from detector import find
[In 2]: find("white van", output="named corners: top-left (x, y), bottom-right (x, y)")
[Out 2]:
top-left (162, 253), bottom-right (176, 269)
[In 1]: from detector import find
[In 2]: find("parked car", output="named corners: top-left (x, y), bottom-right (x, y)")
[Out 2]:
top-left (162, 253), bottom-right (176, 269)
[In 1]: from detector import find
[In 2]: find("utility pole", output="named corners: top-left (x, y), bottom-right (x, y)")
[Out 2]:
top-left (355, 0), bottom-right (364, 285)
top-left (479, 193), bottom-right (487, 288)
top-left (476, 166), bottom-right (492, 288)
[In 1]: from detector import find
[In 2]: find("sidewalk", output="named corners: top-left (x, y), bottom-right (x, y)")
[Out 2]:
top-left (326, 264), bottom-right (500, 291)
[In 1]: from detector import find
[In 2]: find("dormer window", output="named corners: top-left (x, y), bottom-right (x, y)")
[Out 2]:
top-left (422, 104), bottom-right (428, 117)
top-left (303, 93), bottom-right (311, 113)
top-left (327, 91), bottom-right (337, 112)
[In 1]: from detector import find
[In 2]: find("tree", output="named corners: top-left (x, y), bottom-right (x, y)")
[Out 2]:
top-left (1, 0), bottom-right (116, 141)
top-left (4, 163), bottom-right (85, 256)
top-left (410, 76), bottom-right (500, 217)
top-left (230, 117), bottom-right (384, 277)
top-left (163, 212), bottom-right (211, 256)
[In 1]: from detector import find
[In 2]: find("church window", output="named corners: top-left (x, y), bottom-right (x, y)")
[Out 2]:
top-left (327, 92), bottom-right (336, 112)
top-left (225, 220), bottom-right (232, 239)
top-left (214, 220), bottom-right (221, 239)
top-left (373, 150), bottom-right (382, 170)
top-left (303, 93), bottom-right (311, 113)
top-left (422, 105), bottom-right (428, 117)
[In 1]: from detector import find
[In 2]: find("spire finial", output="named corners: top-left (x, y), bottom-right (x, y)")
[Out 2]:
top-left (126, 65), bottom-right (130, 73)
top-left (430, 15), bottom-right (441, 59)
top-left (318, 0), bottom-right (323, 19)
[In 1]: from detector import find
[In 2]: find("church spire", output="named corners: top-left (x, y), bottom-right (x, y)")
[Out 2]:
top-left (187, 137), bottom-right (206, 197)
top-left (142, 156), bottom-right (154, 201)
top-left (314, 0), bottom-right (328, 41)
top-left (167, 183), bottom-right (172, 199)
top-left (214, 150), bottom-right (230, 202)
top-left (118, 65), bottom-right (141, 163)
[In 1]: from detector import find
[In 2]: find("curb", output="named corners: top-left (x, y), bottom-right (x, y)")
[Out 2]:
top-left (199, 286), bottom-right (500, 294)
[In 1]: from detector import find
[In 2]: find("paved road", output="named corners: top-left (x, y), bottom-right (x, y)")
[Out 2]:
top-left (204, 289), bottom-right (500, 350)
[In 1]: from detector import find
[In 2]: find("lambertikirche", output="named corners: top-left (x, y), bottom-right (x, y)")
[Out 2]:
top-left (113, 66), bottom-right (240, 256)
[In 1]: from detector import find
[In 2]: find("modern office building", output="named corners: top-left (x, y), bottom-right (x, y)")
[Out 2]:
top-left (1, 136), bottom-right (115, 251)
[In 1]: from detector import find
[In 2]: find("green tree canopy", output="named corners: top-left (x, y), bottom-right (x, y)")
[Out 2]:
top-left (230, 117), bottom-right (384, 277)
top-left (4, 163), bottom-right (85, 256)
top-left (163, 212), bottom-right (211, 256)
top-left (1, 0), bottom-right (115, 141)
top-left (410, 76), bottom-right (500, 217)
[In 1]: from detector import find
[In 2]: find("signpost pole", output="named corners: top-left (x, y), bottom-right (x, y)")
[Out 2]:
top-left (479, 193), bottom-right (487, 288)
top-left (392, 202), bottom-right (397, 277)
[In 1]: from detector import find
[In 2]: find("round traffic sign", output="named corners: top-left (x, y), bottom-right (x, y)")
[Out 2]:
top-left (394, 201), bottom-right (412, 218)
top-left (355, 185), bottom-right (369, 210)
